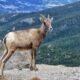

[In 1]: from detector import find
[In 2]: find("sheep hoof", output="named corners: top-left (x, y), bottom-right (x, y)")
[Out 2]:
top-left (0, 69), bottom-right (3, 76)
top-left (30, 66), bottom-right (38, 71)
top-left (30, 66), bottom-right (34, 71)
top-left (34, 67), bottom-right (38, 71)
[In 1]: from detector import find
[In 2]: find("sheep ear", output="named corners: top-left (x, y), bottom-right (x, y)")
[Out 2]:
top-left (51, 17), bottom-right (53, 22)
top-left (40, 14), bottom-right (46, 22)
top-left (39, 17), bottom-right (43, 22)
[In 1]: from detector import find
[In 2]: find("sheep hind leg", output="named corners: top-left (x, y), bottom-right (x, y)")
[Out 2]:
top-left (0, 61), bottom-right (4, 76)
top-left (0, 49), bottom-right (8, 61)
top-left (0, 49), bottom-right (8, 76)
top-left (0, 49), bottom-right (15, 76)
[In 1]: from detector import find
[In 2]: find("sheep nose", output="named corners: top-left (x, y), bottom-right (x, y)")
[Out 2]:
top-left (49, 27), bottom-right (53, 32)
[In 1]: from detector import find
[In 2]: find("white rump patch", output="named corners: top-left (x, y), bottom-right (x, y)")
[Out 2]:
top-left (6, 32), bottom-right (15, 42)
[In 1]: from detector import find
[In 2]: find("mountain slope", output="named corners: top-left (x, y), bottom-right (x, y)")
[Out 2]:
top-left (0, 1), bottom-right (80, 40)
top-left (0, 2), bottom-right (80, 66)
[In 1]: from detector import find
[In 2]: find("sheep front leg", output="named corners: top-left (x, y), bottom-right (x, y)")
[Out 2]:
top-left (30, 50), bottom-right (33, 70)
top-left (30, 49), bottom-right (38, 71)
top-left (32, 49), bottom-right (38, 71)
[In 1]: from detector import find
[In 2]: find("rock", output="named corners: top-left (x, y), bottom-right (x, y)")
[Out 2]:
top-left (0, 65), bottom-right (80, 80)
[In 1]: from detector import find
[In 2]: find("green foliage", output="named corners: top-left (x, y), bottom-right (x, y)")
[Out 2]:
top-left (37, 44), bottom-right (80, 66)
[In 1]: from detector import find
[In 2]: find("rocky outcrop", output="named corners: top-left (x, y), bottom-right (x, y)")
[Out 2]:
top-left (0, 65), bottom-right (80, 80)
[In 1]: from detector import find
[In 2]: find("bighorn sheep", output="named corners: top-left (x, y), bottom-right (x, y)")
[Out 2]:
top-left (0, 15), bottom-right (53, 75)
